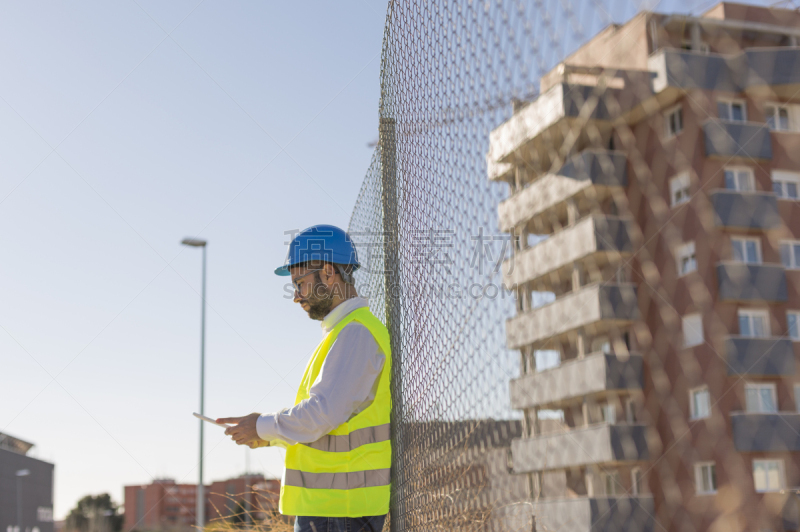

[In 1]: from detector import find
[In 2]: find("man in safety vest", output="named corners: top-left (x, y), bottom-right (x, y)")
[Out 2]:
top-left (218, 224), bottom-right (391, 532)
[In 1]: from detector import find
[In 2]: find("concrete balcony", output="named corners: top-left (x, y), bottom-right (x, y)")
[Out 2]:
top-left (732, 413), bottom-right (800, 452)
top-left (725, 336), bottom-right (795, 376)
top-left (648, 47), bottom-right (800, 98)
top-left (711, 190), bottom-right (781, 230)
top-left (531, 497), bottom-right (655, 532)
top-left (497, 151), bottom-right (627, 233)
top-left (510, 352), bottom-right (643, 409)
top-left (512, 423), bottom-right (649, 472)
top-left (506, 283), bottom-right (639, 349)
top-left (487, 84), bottom-right (621, 181)
top-left (649, 49), bottom-right (740, 94)
top-left (504, 215), bottom-right (633, 289)
top-left (716, 262), bottom-right (787, 302)
top-left (703, 119), bottom-right (772, 160)
top-left (746, 48), bottom-right (800, 97)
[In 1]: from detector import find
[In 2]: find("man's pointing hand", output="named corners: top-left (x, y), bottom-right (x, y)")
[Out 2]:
top-left (217, 413), bottom-right (269, 449)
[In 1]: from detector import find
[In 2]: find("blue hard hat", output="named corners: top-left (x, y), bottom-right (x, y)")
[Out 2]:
top-left (274, 224), bottom-right (360, 276)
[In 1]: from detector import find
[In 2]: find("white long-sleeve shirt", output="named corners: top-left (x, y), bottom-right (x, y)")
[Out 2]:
top-left (255, 297), bottom-right (385, 445)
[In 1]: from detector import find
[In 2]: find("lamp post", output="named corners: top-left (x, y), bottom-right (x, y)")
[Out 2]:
top-left (181, 237), bottom-right (208, 530)
top-left (16, 469), bottom-right (30, 532)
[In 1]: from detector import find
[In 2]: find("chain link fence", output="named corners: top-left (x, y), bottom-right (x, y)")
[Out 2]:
top-left (348, 0), bottom-right (800, 530)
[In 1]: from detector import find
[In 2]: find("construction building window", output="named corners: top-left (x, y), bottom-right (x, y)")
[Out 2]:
top-left (690, 386), bottom-right (710, 420)
top-left (601, 471), bottom-right (622, 496)
top-left (670, 172), bottom-right (690, 207)
top-left (682, 314), bottom-right (704, 347)
top-left (625, 397), bottom-right (638, 423)
top-left (676, 241), bottom-right (697, 276)
top-left (765, 103), bottom-right (795, 131)
top-left (600, 403), bottom-right (616, 424)
top-left (738, 309), bottom-right (770, 338)
top-left (680, 40), bottom-right (710, 54)
top-left (591, 336), bottom-right (612, 354)
top-left (794, 384), bottom-right (800, 412)
top-left (745, 382), bottom-right (777, 413)
top-left (780, 240), bottom-right (800, 269)
top-left (664, 104), bottom-right (683, 138)
top-left (694, 462), bottom-right (717, 494)
top-left (772, 170), bottom-right (800, 199)
top-left (788, 311), bottom-right (800, 341)
top-left (753, 459), bottom-right (785, 492)
top-left (631, 467), bottom-right (643, 495)
top-left (724, 167), bottom-right (755, 192)
top-left (718, 99), bottom-right (747, 122)
top-left (732, 236), bottom-right (761, 264)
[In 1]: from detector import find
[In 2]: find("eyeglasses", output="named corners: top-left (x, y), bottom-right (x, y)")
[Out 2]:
top-left (291, 269), bottom-right (323, 295)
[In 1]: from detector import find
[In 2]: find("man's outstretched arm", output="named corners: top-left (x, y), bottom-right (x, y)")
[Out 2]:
top-left (220, 322), bottom-right (385, 448)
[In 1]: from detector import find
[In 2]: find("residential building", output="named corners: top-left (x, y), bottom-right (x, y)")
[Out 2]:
top-left (206, 475), bottom-right (280, 523)
top-left (0, 433), bottom-right (55, 532)
top-left (123, 475), bottom-right (280, 532)
top-left (488, 2), bottom-right (800, 531)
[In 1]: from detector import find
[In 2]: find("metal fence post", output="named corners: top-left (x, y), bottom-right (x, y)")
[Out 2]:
top-left (379, 115), bottom-right (405, 531)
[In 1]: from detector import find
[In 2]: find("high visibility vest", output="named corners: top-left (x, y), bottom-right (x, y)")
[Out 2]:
top-left (279, 306), bottom-right (392, 517)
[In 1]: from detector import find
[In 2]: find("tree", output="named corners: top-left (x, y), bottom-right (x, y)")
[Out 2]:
top-left (65, 494), bottom-right (123, 532)
top-left (228, 501), bottom-right (247, 526)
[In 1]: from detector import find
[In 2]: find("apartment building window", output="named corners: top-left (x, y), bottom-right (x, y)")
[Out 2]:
top-left (690, 386), bottom-right (711, 419)
top-left (665, 105), bottom-right (683, 137)
top-left (732, 236), bottom-right (761, 264)
top-left (37, 508), bottom-right (53, 523)
top-left (788, 311), bottom-right (800, 341)
top-left (592, 336), bottom-right (612, 354)
top-left (625, 397), bottom-right (638, 423)
top-left (724, 167), bottom-right (755, 192)
top-left (683, 314), bottom-right (704, 347)
top-left (680, 40), bottom-right (710, 54)
top-left (780, 240), bottom-right (800, 269)
top-left (795, 384), bottom-right (800, 412)
top-left (753, 460), bottom-right (785, 492)
top-left (601, 471), bottom-right (622, 496)
top-left (670, 172), bottom-right (691, 206)
top-left (738, 309), bottom-right (770, 338)
top-left (718, 99), bottom-right (747, 122)
top-left (695, 462), bottom-right (717, 494)
top-left (745, 382), bottom-right (777, 413)
top-left (631, 468), bottom-right (643, 495)
top-left (676, 241), bottom-right (697, 276)
top-left (765, 104), bottom-right (792, 131)
top-left (601, 403), bottom-right (616, 424)
top-left (772, 171), bottom-right (800, 199)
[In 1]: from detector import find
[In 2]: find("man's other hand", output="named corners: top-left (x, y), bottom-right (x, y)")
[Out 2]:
top-left (218, 413), bottom-right (266, 448)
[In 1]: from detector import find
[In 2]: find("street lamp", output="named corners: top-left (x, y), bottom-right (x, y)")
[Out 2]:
top-left (181, 237), bottom-right (208, 530)
top-left (16, 469), bottom-right (30, 532)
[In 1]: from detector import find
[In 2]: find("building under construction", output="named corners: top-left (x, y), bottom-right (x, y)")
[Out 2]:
top-left (488, 2), bottom-right (800, 530)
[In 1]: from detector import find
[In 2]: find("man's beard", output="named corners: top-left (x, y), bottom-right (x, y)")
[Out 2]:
top-left (303, 279), bottom-right (334, 320)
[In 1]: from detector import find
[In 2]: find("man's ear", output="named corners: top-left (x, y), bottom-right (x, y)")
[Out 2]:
top-left (321, 263), bottom-right (336, 286)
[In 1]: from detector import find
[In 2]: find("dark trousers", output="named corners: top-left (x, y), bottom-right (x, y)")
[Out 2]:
top-left (294, 514), bottom-right (386, 532)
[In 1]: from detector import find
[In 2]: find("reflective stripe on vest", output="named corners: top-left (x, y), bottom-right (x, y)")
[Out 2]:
top-left (301, 423), bottom-right (390, 453)
top-left (285, 468), bottom-right (391, 490)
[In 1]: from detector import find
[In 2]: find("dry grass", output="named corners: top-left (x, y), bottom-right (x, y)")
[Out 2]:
top-left (204, 488), bottom-right (293, 532)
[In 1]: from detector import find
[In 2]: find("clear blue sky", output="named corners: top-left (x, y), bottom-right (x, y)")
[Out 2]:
top-left (0, 1), bottom-right (387, 519)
